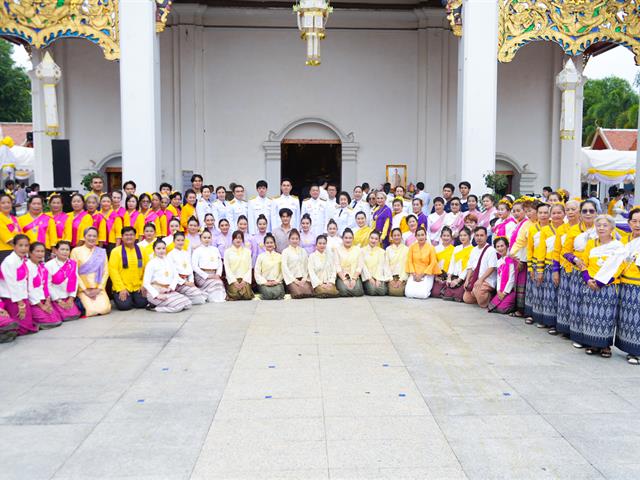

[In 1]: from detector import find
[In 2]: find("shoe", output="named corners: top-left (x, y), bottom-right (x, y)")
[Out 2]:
top-left (572, 342), bottom-right (584, 349)
top-left (535, 323), bottom-right (547, 329)
top-left (548, 328), bottom-right (559, 335)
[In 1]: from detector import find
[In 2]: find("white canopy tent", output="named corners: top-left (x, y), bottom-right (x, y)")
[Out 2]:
top-left (581, 148), bottom-right (636, 185)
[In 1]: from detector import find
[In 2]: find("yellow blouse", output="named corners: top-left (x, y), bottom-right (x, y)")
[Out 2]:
top-left (552, 222), bottom-right (572, 272)
top-left (307, 251), bottom-right (337, 288)
top-left (405, 242), bottom-right (441, 275)
top-left (18, 213), bottom-right (58, 249)
top-left (99, 209), bottom-right (123, 244)
top-left (361, 245), bottom-right (390, 282)
top-left (181, 203), bottom-right (196, 230)
top-left (534, 224), bottom-right (561, 269)
top-left (435, 244), bottom-right (454, 273)
top-left (583, 239), bottom-right (625, 283)
top-left (353, 226), bottom-right (373, 248)
top-left (385, 243), bottom-right (409, 281)
top-left (108, 246), bottom-right (144, 292)
top-left (281, 246), bottom-right (309, 284)
top-left (333, 245), bottom-right (364, 278)
top-left (561, 222), bottom-right (595, 272)
top-left (509, 218), bottom-right (531, 260)
top-left (123, 210), bottom-right (145, 238)
top-left (63, 211), bottom-right (94, 247)
top-left (223, 246), bottom-right (252, 283)
top-left (526, 223), bottom-right (541, 271)
top-left (254, 251), bottom-right (284, 285)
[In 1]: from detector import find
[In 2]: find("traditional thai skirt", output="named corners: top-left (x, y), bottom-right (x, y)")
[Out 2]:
top-left (555, 269), bottom-right (573, 334)
top-left (572, 282), bottom-right (618, 348)
top-left (615, 283), bottom-right (640, 356)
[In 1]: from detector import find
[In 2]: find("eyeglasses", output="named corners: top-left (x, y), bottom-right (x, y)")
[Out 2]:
top-left (581, 209), bottom-right (596, 214)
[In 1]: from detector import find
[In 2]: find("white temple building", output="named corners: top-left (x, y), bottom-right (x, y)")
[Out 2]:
top-left (4, 0), bottom-right (636, 197)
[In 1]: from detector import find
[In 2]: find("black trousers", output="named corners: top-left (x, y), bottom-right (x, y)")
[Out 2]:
top-left (113, 290), bottom-right (148, 311)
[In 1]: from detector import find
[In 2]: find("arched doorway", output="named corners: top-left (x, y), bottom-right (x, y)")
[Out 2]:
top-left (97, 154), bottom-right (122, 191)
top-left (263, 118), bottom-right (359, 196)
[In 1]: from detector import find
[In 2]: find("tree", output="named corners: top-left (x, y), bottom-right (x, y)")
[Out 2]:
top-left (0, 39), bottom-right (32, 122)
top-left (583, 77), bottom-right (638, 146)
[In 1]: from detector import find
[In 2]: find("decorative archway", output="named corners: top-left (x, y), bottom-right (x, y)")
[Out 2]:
top-left (96, 153), bottom-right (122, 192)
top-left (496, 153), bottom-right (538, 195)
top-left (263, 117), bottom-right (359, 191)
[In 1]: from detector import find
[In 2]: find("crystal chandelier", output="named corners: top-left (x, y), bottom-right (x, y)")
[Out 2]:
top-left (293, 0), bottom-right (333, 66)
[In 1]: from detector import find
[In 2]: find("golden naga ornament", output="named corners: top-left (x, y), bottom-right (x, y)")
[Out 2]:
top-left (498, 0), bottom-right (640, 64)
top-left (446, 0), bottom-right (463, 37)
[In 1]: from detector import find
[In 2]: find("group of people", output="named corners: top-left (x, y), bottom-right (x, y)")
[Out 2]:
top-left (0, 174), bottom-right (638, 365)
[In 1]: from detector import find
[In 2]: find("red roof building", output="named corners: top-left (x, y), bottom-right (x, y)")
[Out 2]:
top-left (591, 127), bottom-right (637, 151)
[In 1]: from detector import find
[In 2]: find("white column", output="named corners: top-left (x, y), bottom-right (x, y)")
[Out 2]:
top-left (119, 0), bottom-right (160, 193)
top-left (635, 93), bottom-right (640, 198)
top-left (28, 50), bottom-right (54, 190)
top-left (457, 0), bottom-right (499, 194)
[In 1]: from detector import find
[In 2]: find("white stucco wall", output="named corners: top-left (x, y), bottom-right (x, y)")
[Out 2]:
top-left (47, 6), bottom-right (562, 196)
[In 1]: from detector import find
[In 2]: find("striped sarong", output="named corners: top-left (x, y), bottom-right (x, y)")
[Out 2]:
top-left (572, 282), bottom-right (618, 348)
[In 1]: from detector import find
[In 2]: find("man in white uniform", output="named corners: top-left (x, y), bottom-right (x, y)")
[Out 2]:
top-left (248, 180), bottom-right (272, 234)
top-left (229, 185), bottom-right (249, 229)
top-left (271, 178), bottom-right (300, 230)
top-left (301, 184), bottom-right (327, 237)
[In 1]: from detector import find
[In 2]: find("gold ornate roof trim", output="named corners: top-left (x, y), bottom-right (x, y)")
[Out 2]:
top-left (498, 0), bottom-right (640, 65)
top-left (446, 0), bottom-right (462, 36)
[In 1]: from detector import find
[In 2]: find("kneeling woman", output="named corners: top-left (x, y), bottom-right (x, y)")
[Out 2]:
top-left (405, 227), bottom-right (441, 299)
top-left (576, 215), bottom-right (623, 358)
top-left (487, 237), bottom-right (517, 314)
top-left (255, 234), bottom-right (285, 300)
top-left (282, 229), bottom-right (314, 298)
top-left (308, 235), bottom-right (339, 298)
top-left (361, 230), bottom-right (389, 296)
top-left (191, 230), bottom-right (225, 303)
top-left (69, 228), bottom-right (110, 317)
top-left (442, 227), bottom-right (473, 302)
top-left (223, 230), bottom-right (254, 300)
top-left (47, 239), bottom-right (84, 320)
top-left (143, 239), bottom-right (192, 313)
top-left (167, 232), bottom-right (207, 305)
top-left (385, 228), bottom-right (409, 297)
top-left (334, 228), bottom-right (365, 297)
top-left (0, 234), bottom-right (37, 334)
top-left (27, 242), bottom-right (62, 328)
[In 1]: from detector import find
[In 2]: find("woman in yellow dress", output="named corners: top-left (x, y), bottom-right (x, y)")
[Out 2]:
top-left (19, 195), bottom-right (58, 251)
top-left (254, 234), bottom-right (285, 300)
top-left (99, 194), bottom-right (123, 252)
top-left (353, 211), bottom-right (373, 247)
top-left (405, 227), bottom-right (442, 299)
top-left (181, 189), bottom-right (198, 231)
top-left (333, 228), bottom-right (365, 297)
top-left (442, 227), bottom-right (474, 302)
top-left (123, 195), bottom-right (145, 239)
top-left (63, 193), bottom-right (93, 248)
top-left (70, 226), bottom-right (111, 317)
top-left (361, 230), bottom-right (390, 296)
top-left (385, 228), bottom-right (409, 296)
top-left (224, 230), bottom-right (254, 300)
top-left (432, 226), bottom-right (455, 297)
top-left (307, 235), bottom-right (339, 298)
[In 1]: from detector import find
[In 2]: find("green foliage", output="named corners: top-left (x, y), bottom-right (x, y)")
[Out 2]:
top-left (81, 172), bottom-right (101, 191)
top-left (0, 40), bottom-right (32, 122)
top-left (483, 171), bottom-right (509, 200)
top-left (583, 77), bottom-right (638, 146)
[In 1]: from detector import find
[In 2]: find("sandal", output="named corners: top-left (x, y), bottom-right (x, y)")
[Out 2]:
top-left (628, 356), bottom-right (640, 365)
top-left (525, 318), bottom-right (534, 325)
top-left (572, 342), bottom-right (584, 349)
top-left (548, 328), bottom-right (558, 335)
top-left (585, 347), bottom-right (600, 355)
top-left (535, 323), bottom-right (547, 329)
top-left (600, 348), bottom-right (612, 358)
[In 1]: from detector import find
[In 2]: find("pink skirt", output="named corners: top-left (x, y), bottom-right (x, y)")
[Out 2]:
top-left (3, 298), bottom-right (37, 335)
top-left (52, 298), bottom-right (82, 321)
top-left (487, 291), bottom-right (517, 315)
top-left (31, 303), bottom-right (63, 329)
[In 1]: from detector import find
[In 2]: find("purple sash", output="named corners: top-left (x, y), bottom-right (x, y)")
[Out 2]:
top-left (78, 247), bottom-right (107, 284)
top-left (23, 214), bottom-right (50, 243)
top-left (51, 259), bottom-right (78, 293)
top-left (478, 207), bottom-right (496, 228)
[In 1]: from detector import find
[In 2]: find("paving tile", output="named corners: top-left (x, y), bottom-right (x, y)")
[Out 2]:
top-left (213, 397), bottom-right (324, 420)
top-left (324, 415), bottom-right (442, 441)
top-left (329, 467), bottom-right (467, 479)
top-left (435, 414), bottom-right (559, 441)
top-left (424, 393), bottom-right (537, 416)
top-left (192, 469), bottom-right (329, 480)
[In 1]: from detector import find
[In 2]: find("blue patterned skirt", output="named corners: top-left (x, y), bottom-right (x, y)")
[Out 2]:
top-left (556, 269), bottom-right (573, 334)
top-left (572, 282), bottom-right (618, 348)
top-left (524, 271), bottom-right (539, 318)
top-left (615, 283), bottom-right (640, 356)
top-left (537, 266), bottom-right (558, 327)
top-left (515, 264), bottom-right (527, 313)
top-left (568, 270), bottom-right (585, 336)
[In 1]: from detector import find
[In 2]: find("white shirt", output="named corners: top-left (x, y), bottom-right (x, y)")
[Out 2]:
top-left (0, 253), bottom-right (29, 302)
top-left (167, 248), bottom-right (194, 284)
top-left (229, 198), bottom-right (248, 229)
top-left (496, 256), bottom-right (516, 294)
top-left (467, 244), bottom-right (498, 288)
top-left (44, 257), bottom-right (78, 300)
top-left (332, 206), bottom-right (355, 236)
top-left (196, 198), bottom-right (216, 225)
top-left (301, 197), bottom-right (328, 237)
top-left (271, 194), bottom-right (300, 230)
top-left (213, 199), bottom-right (231, 223)
top-left (191, 245), bottom-right (223, 279)
top-left (414, 190), bottom-right (431, 216)
top-left (27, 260), bottom-right (46, 305)
top-left (143, 257), bottom-right (179, 298)
top-left (248, 195), bottom-right (273, 234)
top-left (350, 199), bottom-right (370, 221)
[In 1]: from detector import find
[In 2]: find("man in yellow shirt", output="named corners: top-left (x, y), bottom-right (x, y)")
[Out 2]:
top-left (108, 226), bottom-right (148, 310)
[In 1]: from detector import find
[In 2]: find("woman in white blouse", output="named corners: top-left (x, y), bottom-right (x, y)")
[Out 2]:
top-left (254, 234), bottom-right (285, 300)
top-left (223, 230), bottom-right (254, 300)
top-left (307, 235), bottom-right (339, 298)
top-left (142, 239), bottom-right (192, 313)
top-left (281, 229), bottom-right (314, 298)
top-left (191, 230), bottom-right (226, 303)
top-left (167, 232), bottom-right (207, 305)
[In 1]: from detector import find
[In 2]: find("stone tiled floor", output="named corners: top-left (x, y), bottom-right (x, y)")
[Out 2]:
top-left (1, 297), bottom-right (638, 479)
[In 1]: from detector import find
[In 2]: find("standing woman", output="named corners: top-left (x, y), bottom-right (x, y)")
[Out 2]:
top-left (576, 215), bottom-right (623, 358)
top-left (334, 228), bottom-right (365, 297)
top-left (19, 195), bottom-right (58, 251)
top-left (508, 198), bottom-right (534, 316)
top-left (236, 215), bottom-right (255, 251)
top-left (181, 189), bottom-right (198, 231)
top-left (402, 215), bottom-right (419, 246)
top-left (250, 214), bottom-right (269, 265)
top-left (371, 192), bottom-right (392, 247)
top-left (325, 219), bottom-right (342, 253)
top-left (519, 201), bottom-right (539, 320)
top-left (99, 194), bottom-right (122, 251)
top-left (167, 232), bottom-right (207, 305)
top-left (299, 215), bottom-right (316, 255)
top-left (282, 229), bottom-right (314, 298)
top-left (443, 198), bottom-right (464, 239)
top-left (191, 230), bottom-right (226, 303)
top-left (149, 193), bottom-right (168, 237)
top-left (0, 234), bottom-right (37, 334)
top-left (386, 228), bottom-right (409, 297)
top-left (224, 231), bottom-right (254, 300)
top-left (405, 227), bottom-right (442, 299)
top-left (442, 227), bottom-right (474, 301)
top-left (552, 200), bottom-right (580, 336)
top-left (203, 213), bottom-right (216, 235)
top-left (27, 242), bottom-right (62, 328)
top-left (85, 195), bottom-right (107, 246)
top-left (308, 235), bottom-right (339, 298)
top-left (139, 194), bottom-right (159, 235)
top-left (123, 195), bottom-right (144, 239)
top-left (164, 217), bottom-right (186, 253)
top-left (487, 237), bottom-right (517, 314)
top-left (47, 194), bottom-right (68, 242)
top-left (143, 239), bottom-right (192, 313)
top-left (493, 199), bottom-right (517, 239)
top-left (111, 190), bottom-right (125, 218)
top-left (333, 192), bottom-right (355, 235)
top-left (534, 203), bottom-right (565, 332)
top-left (196, 185), bottom-right (215, 224)
top-left (63, 193), bottom-right (93, 248)
top-left (427, 197), bottom-right (447, 246)
top-left (562, 200), bottom-right (597, 348)
top-left (361, 230), bottom-right (389, 296)
top-left (353, 211), bottom-right (373, 247)
top-left (68, 228), bottom-right (110, 317)
top-left (463, 195), bottom-right (481, 221)
top-left (433, 226), bottom-right (455, 297)
top-left (185, 217), bottom-right (202, 252)
top-left (529, 203), bottom-right (550, 326)
top-left (167, 191), bottom-right (182, 219)
top-left (212, 218), bottom-right (232, 258)
top-left (478, 194), bottom-right (497, 229)
top-left (254, 233), bottom-right (285, 300)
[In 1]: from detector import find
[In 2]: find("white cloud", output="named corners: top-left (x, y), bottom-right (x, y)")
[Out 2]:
top-left (583, 46), bottom-right (640, 87)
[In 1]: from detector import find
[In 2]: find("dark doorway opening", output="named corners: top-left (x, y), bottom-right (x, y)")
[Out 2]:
top-left (281, 140), bottom-right (341, 198)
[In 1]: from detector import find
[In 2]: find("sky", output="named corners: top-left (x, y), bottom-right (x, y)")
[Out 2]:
top-left (9, 41), bottom-right (640, 85)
